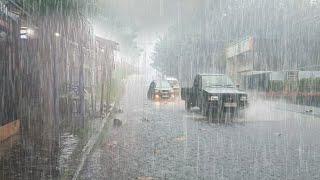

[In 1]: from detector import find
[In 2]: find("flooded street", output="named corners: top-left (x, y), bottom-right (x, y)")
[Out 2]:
top-left (2, 1), bottom-right (320, 179)
top-left (81, 75), bottom-right (320, 180)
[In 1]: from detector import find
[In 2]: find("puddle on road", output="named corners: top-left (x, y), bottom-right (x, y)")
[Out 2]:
top-left (137, 176), bottom-right (155, 180)
top-left (183, 112), bottom-right (205, 120)
top-left (107, 140), bottom-right (118, 148)
top-left (174, 136), bottom-right (186, 142)
top-left (153, 149), bottom-right (161, 155)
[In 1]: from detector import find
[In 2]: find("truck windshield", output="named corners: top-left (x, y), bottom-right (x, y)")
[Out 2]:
top-left (202, 75), bottom-right (235, 88)
top-left (156, 80), bottom-right (172, 89)
top-left (167, 80), bottom-right (179, 87)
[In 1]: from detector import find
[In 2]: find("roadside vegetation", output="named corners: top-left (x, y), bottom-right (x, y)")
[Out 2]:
top-left (101, 63), bottom-right (136, 104)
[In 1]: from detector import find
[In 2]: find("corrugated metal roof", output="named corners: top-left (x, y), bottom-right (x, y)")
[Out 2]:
top-left (299, 71), bottom-right (320, 79)
top-left (95, 36), bottom-right (119, 50)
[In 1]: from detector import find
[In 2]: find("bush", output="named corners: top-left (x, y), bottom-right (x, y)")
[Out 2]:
top-left (268, 80), bottom-right (284, 92)
top-left (23, 0), bottom-right (89, 15)
top-left (299, 78), bottom-right (320, 92)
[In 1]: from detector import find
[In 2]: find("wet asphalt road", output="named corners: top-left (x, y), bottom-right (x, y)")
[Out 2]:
top-left (80, 75), bottom-right (320, 180)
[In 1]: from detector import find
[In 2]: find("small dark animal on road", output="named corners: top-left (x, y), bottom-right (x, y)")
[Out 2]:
top-left (305, 109), bottom-right (313, 113)
top-left (113, 118), bottom-right (122, 127)
top-left (141, 117), bottom-right (150, 122)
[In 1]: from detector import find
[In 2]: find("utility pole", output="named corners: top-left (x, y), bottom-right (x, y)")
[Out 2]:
top-left (53, 34), bottom-right (61, 138)
top-left (52, 21), bottom-right (62, 174)
top-left (106, 49), bottom-right (113, 107)
top-left (79, 45), bottom-right (85, 128)
top-left (90, 50), bottom-right (95, 116)
top-left (100, 50), bottom-right (107, 116)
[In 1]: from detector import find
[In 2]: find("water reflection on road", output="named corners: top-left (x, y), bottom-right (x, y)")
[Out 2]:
top-left (81, 75), bottom-right (320, 180)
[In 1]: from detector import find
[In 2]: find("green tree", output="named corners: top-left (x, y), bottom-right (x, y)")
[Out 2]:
top-left (20, 0), bottom-right (92, 15)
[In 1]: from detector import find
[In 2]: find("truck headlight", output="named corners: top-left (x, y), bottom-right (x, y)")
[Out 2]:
top-left (240, 96), bottom-right (247, 101)
top-left (209, 96), bottom-right (219, 101)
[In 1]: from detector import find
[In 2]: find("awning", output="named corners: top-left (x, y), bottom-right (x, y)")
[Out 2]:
top-left (0, 1), bottom-right (19, 22)
top-left (240, 71), bottom-right (272, 76)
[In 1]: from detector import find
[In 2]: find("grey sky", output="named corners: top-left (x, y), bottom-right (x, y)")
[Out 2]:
top-left (93, 0), bottom-right (205, 59)
top-left (100, 0), bottom-right (202, 27)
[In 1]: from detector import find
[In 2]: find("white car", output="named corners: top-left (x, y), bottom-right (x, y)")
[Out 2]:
top-left (148, 80), bottom-right (175, 100)
top-left (166, 77), bottom-right (180, 96)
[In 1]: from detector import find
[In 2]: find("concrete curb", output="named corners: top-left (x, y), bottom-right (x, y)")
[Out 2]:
top-left (72, 103), bottom-right (114, 180)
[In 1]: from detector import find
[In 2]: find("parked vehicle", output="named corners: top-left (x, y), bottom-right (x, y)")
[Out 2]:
top-left (148, 80), bottom-right (175, 100)
top-left (181, 74), bottom-right (248, 120)
top-left (166, 77), bottom-right (180, 96)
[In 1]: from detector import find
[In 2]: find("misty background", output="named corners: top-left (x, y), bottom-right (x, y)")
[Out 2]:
top-left (92, 0), bottom-right (320, 82)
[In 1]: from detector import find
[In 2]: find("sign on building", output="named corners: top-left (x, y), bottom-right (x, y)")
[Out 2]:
top-left (226, 36), bottom-right (254, 58)
top-left (286, 71), bottom-right (298, 81)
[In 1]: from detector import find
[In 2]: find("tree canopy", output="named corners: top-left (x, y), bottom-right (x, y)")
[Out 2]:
top-left (152, 0), bottom-right (320, 83)
top-left (20, 0), bottom-right (92, 16)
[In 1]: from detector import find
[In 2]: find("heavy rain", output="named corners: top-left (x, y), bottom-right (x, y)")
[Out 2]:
top-left (1, 0), bottom-right (320, 179)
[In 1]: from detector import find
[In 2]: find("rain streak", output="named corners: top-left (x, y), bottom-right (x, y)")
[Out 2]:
top-left (1, 0), bottom-right (320, 179)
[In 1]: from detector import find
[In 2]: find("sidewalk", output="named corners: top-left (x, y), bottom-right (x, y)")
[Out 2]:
top-left (0, 105), bottom-right (114, 180)
top-left (62, 103), bottom-right (114, 180)
top-left (271, 100), bottom-right (320, 117)
top-left (251, 94), bottom-right (320, 118)
top-left (249, 91), bottom-right (320, 116)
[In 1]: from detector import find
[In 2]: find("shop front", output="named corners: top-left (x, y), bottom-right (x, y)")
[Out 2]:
top-left (0, 4), bottom-right (20, 141)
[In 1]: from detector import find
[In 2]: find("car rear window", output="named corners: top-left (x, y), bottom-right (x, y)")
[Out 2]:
top-left (156, 81), bottom-right (172, 89)
top-left (168, 80), bottom-right (179, 86)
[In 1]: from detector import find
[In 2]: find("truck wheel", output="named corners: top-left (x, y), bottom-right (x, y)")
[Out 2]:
top-left (217, 112), bottom-right (224, 123)
top-left (210, 107), bottom-right (221, 123)
top-left (185, 100), bottom-right (191, 111)
top-left (239, 110), bottom-right (247, 121)
top-left (208, 109), bottom-right (214, 122)
top-left (212, 112), bottom-right (217, 122)
top-left (230, 108), bottom-right (240, 122)
top-left (201, 103), bottom-right (208, 117)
